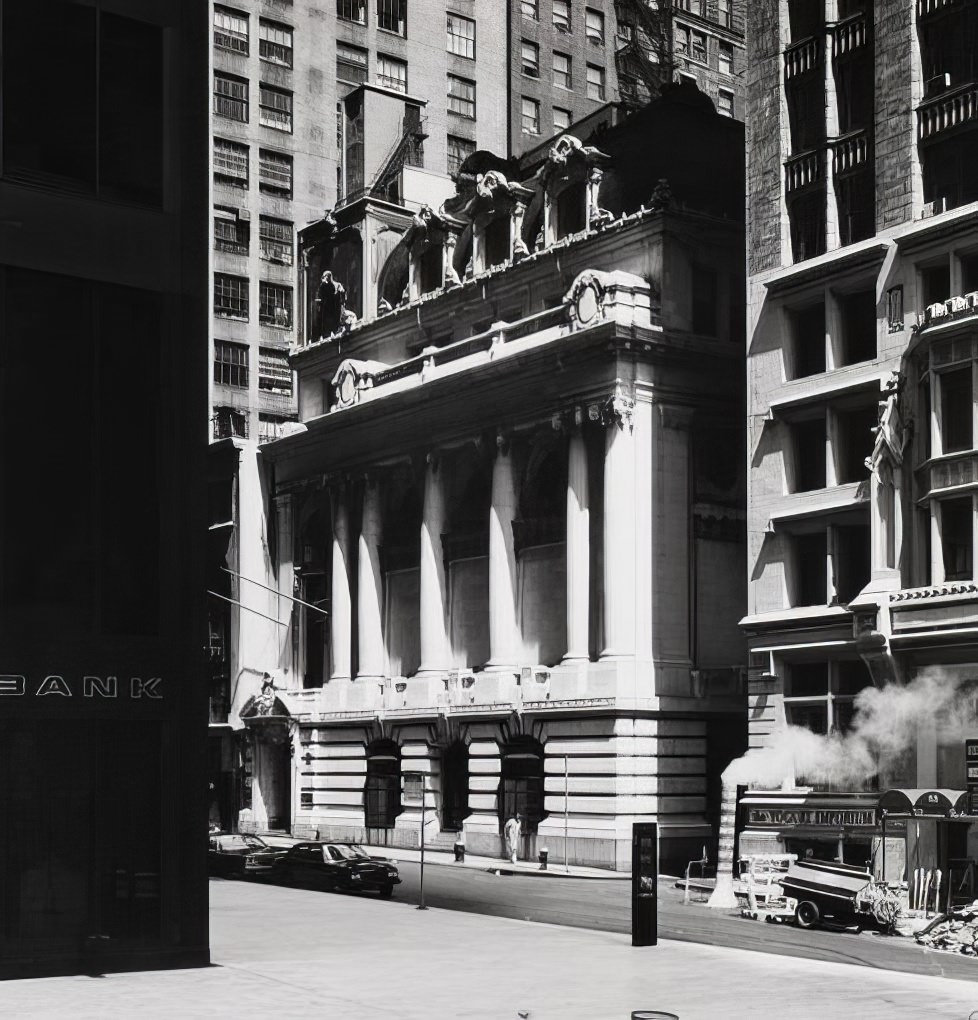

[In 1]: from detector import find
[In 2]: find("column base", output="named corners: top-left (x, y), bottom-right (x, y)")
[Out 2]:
top-left (483, 660), bottom-right (519, 673)
top-left (329, 673), bottom-right (352, 683)
top-left (353, 673), bottom-right (384, 682)
top-left (560, 653), bottom-right (589, 665)
top-left (598, 651), bottom-right (636, 662)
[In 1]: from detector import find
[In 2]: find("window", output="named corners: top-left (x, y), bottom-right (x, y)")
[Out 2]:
top-left (676, 25), bottom-right (690, 54)
top-left (378, 0), bottom-right (407, 36)
top-left (337, 0), bottom-right (366, 24)
top-left (214, 407), bottom-right (248, 440)
top-left (214, 138), bottom-right (249, 187)
top-left (259, 84), bottom-right (292, 131)
top-left (259, 19), bottom-right (293, 67)
top-left (585, 8), bottom-right (605, 44)
top-left (837, 289), bottom-right (877, 365)
top-left (448, 75), bottom-right (476, 118)
top-left (337, 43), bottom-right (368, 84)
top-left (214, 208), bottom-right (249, 255)
top-left (887, 286), bottom-right (904, 332)
top-left (260, 282), bottom-right (293, 328)
top-left (691, 29), bottom-right (707, 62)
top-left (214, 273), bottom-right (249, 319)
top-left (718, 0), bottom-right (732, 28)
top-left (553, 107), bottom-right (571, 132)
top-left (586, 64), bottom-right (606, 100)
top-left (521, 0), bottom-right (539, 20)
top-left (679, 0), bottom-right (704, 13)
top-left (214, 6), bottom-right (248, 54)
top-left (214, 73), bottom-right (248, 122)
top-left (718, 88), bottom-right (734, 117)
top-left (792, 417), bottom-right (827, 492)
top-left (447, 14), bottom-right (475, 58)
top-left (447, 134), bottom-right (476, 176)
top-left (553, 0), bottom-right (570, 31)
top-left (364, 741), bottom-right (401, 829)
top-left (521, 40), bottom-right (540, 78)
top-left (259, 348), bottom-right (292, 394)
top-left (835, 405), bottom-right (879, 483)
top-left (259, 149), bottom-right (292, 195)
top-left (793, 531), bottom-right (828, 606)
top-left (378, 54), bottom-right (408, 93)
top-left (922, 261), bottom-right (951, 308)
top-left (785, 662), bottom-right (871, 740)
top-left (259, 415), bottom-right (290, 444)
top-left (940, 366), bottom-right (974, 453)
top-left (259, 216), bottom-right (293, 264)
top-left (942, 497), bottom-right (974, 581)
top-left (718, 41), bottom-right (733, 75)
top-left (214, 341), bottom-right (248, 388)
top-left (790, 301), bottom-right (826, 379)
top-left (616, 10), bottom-right (635, 42)
top-left (521, 96), bottom-right (540, 134)
top-left (553, 51), bottom-right (572, 89)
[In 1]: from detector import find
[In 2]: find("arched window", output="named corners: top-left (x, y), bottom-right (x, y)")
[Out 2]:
top-left (364, 739), bottom-right (401, 828)
top-left (498, 737), bottom-right (546, 834)
top-left (441, 741), bottom-right (470, 831)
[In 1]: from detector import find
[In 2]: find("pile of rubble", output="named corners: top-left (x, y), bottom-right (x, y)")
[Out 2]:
top-left (915, 901), bottom-right (978, 954)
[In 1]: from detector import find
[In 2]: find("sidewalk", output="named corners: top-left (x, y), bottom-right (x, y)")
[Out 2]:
top-left (3, 879), bottom-right (978, 1019)
top-left (259, 831), bottom-right (631, 880)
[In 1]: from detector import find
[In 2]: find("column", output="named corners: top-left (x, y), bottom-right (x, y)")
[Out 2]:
top-left (418, 454), bottom-right (451, 673)
top-left (330, 487), bottom-right (352, 681)
top-left (486, 434), bottom-right (520, 670)
top-left (563, 428), bottom-right (589, 663)
top-left (357, 479), bottom-right (385, 680)
top-left (601, 392), bottom-right (637, 659)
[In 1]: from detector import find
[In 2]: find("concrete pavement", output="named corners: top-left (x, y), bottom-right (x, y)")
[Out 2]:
top-left (3, 879), bottom-right (978, 1019)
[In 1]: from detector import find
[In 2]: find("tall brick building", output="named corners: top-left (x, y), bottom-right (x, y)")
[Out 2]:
top-left (742, 0), bottom-right (978, 874)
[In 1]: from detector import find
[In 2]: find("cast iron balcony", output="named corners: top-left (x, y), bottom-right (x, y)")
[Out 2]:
top-left (832, 13), bottom-right (868, 58)
top-left (832, 129), bottom-right (870, 175)
top-left (785, 149), bottom-right (824, 193)
top-left (917, 0), bottom-right (965, 18)
top-left (784, 36), bottom-right (821, 80)
top-left (917, 81), bottom-right (978, 141)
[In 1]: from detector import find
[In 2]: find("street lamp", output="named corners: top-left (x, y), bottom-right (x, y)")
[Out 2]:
top-left (405, 770), bottom-right (428, 911)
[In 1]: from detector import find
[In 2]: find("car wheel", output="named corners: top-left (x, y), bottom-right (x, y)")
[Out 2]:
top-left (795, 900), bottom-right (820, 929)
top-left (379, 884), bottom-right (394, 899)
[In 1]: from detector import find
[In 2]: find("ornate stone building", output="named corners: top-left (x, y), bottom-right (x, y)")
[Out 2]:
top-left (227, 87), bottom-right (746, 871)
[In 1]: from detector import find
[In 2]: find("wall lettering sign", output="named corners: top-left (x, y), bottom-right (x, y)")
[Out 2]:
top-left (0, 674), bottom-right (163, 699)
top-left (746, 807), bottom-right (876, 828)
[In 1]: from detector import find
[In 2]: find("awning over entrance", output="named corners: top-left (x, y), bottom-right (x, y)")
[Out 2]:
top-left (878, 788), bottom-right (967, 817)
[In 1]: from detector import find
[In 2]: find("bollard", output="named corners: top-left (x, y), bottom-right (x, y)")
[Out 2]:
top-left (539, 847), bottom-right (549, 870)
top-left (454, 839), bottom-right (465, 862)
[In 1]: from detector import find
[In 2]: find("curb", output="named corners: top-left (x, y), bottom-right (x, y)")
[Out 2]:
top-left (482, 864), bottom-right (630, 881)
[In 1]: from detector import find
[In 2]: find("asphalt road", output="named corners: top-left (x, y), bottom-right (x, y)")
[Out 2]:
top-left (381, 859), bottom-right (978, 983)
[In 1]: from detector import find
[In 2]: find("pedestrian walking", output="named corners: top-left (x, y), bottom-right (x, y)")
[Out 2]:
top-left (504, 814), bottom-right (521, 864)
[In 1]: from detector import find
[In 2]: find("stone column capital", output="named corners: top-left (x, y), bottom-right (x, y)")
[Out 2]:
top-left (602, 383), bottom-right (635, 433)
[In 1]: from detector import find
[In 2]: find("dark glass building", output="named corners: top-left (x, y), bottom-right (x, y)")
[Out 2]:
top-left (0, 0), bottom-right (208, 978)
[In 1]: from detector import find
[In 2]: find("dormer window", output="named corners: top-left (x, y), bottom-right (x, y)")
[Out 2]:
top-left (483, 216), bottom-right (510, 268)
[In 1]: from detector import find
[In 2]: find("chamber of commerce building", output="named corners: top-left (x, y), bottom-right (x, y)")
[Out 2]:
top-left (212, 87), bottom-right (748, 872)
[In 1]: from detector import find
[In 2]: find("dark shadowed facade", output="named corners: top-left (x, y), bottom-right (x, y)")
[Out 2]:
top-left (0, 0), bottom-right (208, 978)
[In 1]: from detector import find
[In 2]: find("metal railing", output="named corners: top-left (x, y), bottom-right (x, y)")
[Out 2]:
top-left (917, 81), bottom-right (978, 141)
top-left (784, 148), bottom-right (824, 192)
top-left (832, 13), bottom-right (868, 58)
top-left (832, 129), bottom-right (869, 174)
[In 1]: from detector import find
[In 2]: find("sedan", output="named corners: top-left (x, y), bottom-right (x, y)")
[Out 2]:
top-left (274, 841), bottom-right (401, 897)
top-left (208, 832), bottom-right (288, 879)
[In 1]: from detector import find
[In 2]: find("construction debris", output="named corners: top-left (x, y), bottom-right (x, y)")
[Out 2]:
top-left (915, 901), bottom-right (978, 954)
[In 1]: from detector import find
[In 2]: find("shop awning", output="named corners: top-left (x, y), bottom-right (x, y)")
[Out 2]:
top-left (878, 788), bottom-right (968, 817)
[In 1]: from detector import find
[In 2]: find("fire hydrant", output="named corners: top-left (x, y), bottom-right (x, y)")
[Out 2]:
top-left (539, 847), bottom-right (549, 870)
top-left (454, 838), bottom-right (465, 862)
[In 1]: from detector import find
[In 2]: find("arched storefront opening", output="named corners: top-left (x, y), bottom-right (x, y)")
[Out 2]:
top-left (441, 741), bottom-right (470, 831)
top-left (498, 737), bottom-right (547, 835)
top-left (364, 739), bottom-right (402, 829)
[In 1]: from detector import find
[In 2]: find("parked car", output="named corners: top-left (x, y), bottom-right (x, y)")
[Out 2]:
top-left (274, 841), bottom-right (401, 897)
top-left (208, 832), bottom-right (288, 879)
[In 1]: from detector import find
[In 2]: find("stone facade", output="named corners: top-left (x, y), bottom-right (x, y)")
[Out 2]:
top-left (222, 92), bottom-right (748, 872)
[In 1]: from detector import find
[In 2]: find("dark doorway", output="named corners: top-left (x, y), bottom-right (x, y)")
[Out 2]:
top-left (498, 737), bottom-right (546, 834)
top-left (441, 742), bottom-right (470, 831)
top-left (364, 740), bottom-right (402, 829)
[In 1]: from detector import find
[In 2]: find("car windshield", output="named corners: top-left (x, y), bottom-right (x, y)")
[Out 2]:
top-left (218, 835), bottom-right (267, 851)
top-left (329, 844), bottom-right (370, 860)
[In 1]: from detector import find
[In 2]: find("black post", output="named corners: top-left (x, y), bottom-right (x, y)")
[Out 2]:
top-left (631, 822), bottom-right (657, 947)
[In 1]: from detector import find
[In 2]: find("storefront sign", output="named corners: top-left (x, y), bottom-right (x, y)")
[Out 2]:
top-left (0, 674), bottom-right (162, 699)
top-left (746, 807), bottom-right (876, 829)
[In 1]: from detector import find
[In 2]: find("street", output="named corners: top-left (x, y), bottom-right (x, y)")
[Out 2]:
top-left (389, 859), bottom-right (978, 982)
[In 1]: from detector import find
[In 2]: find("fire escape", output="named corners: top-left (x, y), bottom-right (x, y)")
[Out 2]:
top-left (613, 0), bottom-right (674, 108)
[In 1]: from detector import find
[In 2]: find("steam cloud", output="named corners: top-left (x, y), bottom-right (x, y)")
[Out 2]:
top-left (723, 669), bottom-right (978, 789)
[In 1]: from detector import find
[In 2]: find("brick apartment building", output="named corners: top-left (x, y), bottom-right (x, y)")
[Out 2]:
top-left (743, 0), bottom-right (978, 872)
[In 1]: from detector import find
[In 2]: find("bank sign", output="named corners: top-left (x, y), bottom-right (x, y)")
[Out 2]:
top-left (0, 674), bottom-right (162, 699)
top-left (746, 807), bottom-right (876, 828)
